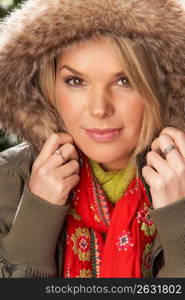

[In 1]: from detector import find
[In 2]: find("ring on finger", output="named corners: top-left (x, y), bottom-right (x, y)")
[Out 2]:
top-left (163, 144), bottom-right (177, 155)
top-left (55, 149), bottom-right (65, 162)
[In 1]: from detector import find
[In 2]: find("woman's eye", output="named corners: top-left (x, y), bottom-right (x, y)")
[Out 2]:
top-left (117, 77), bottom-right (132, 87)
top-left (64, 76), bottom-right (84, 87)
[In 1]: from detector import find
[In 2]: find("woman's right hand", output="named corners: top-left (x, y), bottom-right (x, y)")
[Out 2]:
top-left (29, 133), bottom-right (80, 206)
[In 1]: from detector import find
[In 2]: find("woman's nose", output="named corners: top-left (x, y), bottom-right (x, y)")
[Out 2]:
top-left (88, 88), bottom-right (114, 119)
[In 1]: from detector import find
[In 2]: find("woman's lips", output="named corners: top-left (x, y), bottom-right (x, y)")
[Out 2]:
top-left (84, 128), bottom-right (122, 142)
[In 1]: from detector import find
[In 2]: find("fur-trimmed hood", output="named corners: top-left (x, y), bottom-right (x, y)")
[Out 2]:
top-left (0, 0), bottom-right (185, 153)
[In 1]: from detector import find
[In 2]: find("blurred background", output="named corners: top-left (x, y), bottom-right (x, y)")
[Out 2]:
top-left (0, 0), bottom-right (24, 151)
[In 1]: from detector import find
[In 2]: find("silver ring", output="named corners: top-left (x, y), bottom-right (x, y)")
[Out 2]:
top-left (55, 149), bottom-right (65, 161)
top-left (55, 149), bottom-right (61, 155)
top-left (163, 144), bottom-right (176, 155)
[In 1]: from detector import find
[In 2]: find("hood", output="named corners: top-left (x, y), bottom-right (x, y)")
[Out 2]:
top-left (0, 0), bottom-right (185, 153)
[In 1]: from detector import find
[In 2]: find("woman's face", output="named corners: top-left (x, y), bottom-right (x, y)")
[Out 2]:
top-left (55, 38), bottom-right (144, 170)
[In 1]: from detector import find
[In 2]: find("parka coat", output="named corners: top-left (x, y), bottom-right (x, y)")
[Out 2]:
top-left (0, 0), bottom-right (185, 277)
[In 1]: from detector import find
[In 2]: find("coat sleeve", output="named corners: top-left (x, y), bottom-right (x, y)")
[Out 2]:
top-left (150, 197), bottom-right (185, 277)
top-left (0, 163), bottom-right (69, 277)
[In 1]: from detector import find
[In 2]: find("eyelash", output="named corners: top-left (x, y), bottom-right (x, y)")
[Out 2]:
top-left (64, 76), bottom-right (84, 87)
top-left (117, 77), bottom-right (132, 87)
top-left (64, 76), bottom-right (132, 88)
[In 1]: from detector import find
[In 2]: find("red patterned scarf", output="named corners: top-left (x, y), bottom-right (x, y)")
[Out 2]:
top-left (63, 154), bottom-right (156, 278)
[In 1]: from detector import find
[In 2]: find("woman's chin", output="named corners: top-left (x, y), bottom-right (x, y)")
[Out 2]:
top-left (79, 149), bottom-right (129, 170)
top-left (78, 148), bottom-right (115, 163)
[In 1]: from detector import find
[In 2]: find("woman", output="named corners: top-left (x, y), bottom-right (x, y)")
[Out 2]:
top-left (0, 0), bottom-right (185, 278)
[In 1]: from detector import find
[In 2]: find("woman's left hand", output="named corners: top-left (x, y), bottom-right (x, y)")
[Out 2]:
top-left (142, 127), bottom-right (185, 209)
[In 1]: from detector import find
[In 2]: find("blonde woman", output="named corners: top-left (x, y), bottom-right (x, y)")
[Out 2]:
top-left (0, 0), bottom-right (185, 278)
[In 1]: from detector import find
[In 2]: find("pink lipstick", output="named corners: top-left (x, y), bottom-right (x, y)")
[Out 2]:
top-left (84, 128), bottom-right (122, 142)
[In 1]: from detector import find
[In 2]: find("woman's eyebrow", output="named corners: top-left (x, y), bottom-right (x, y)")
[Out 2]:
top-left (59, 65), bottom-right (83, 76)
top-left (113, 71), bottom-right (127, 77)
top-left (59, 65), bottom-right (127, 78)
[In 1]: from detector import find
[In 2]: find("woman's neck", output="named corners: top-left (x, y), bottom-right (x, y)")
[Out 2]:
top-left (100, 157), bottom-right (131, 171)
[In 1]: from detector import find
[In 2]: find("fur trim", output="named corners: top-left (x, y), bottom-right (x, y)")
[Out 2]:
top-left (0, 0), bottom-right (185, 152)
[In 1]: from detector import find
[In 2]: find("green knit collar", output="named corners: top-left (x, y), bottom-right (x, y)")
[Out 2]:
top-left (89, 159), bottom-right (136, 204)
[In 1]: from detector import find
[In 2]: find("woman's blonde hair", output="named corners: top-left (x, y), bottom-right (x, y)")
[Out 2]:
top-left (36, 33), bottom-right (164, 161)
